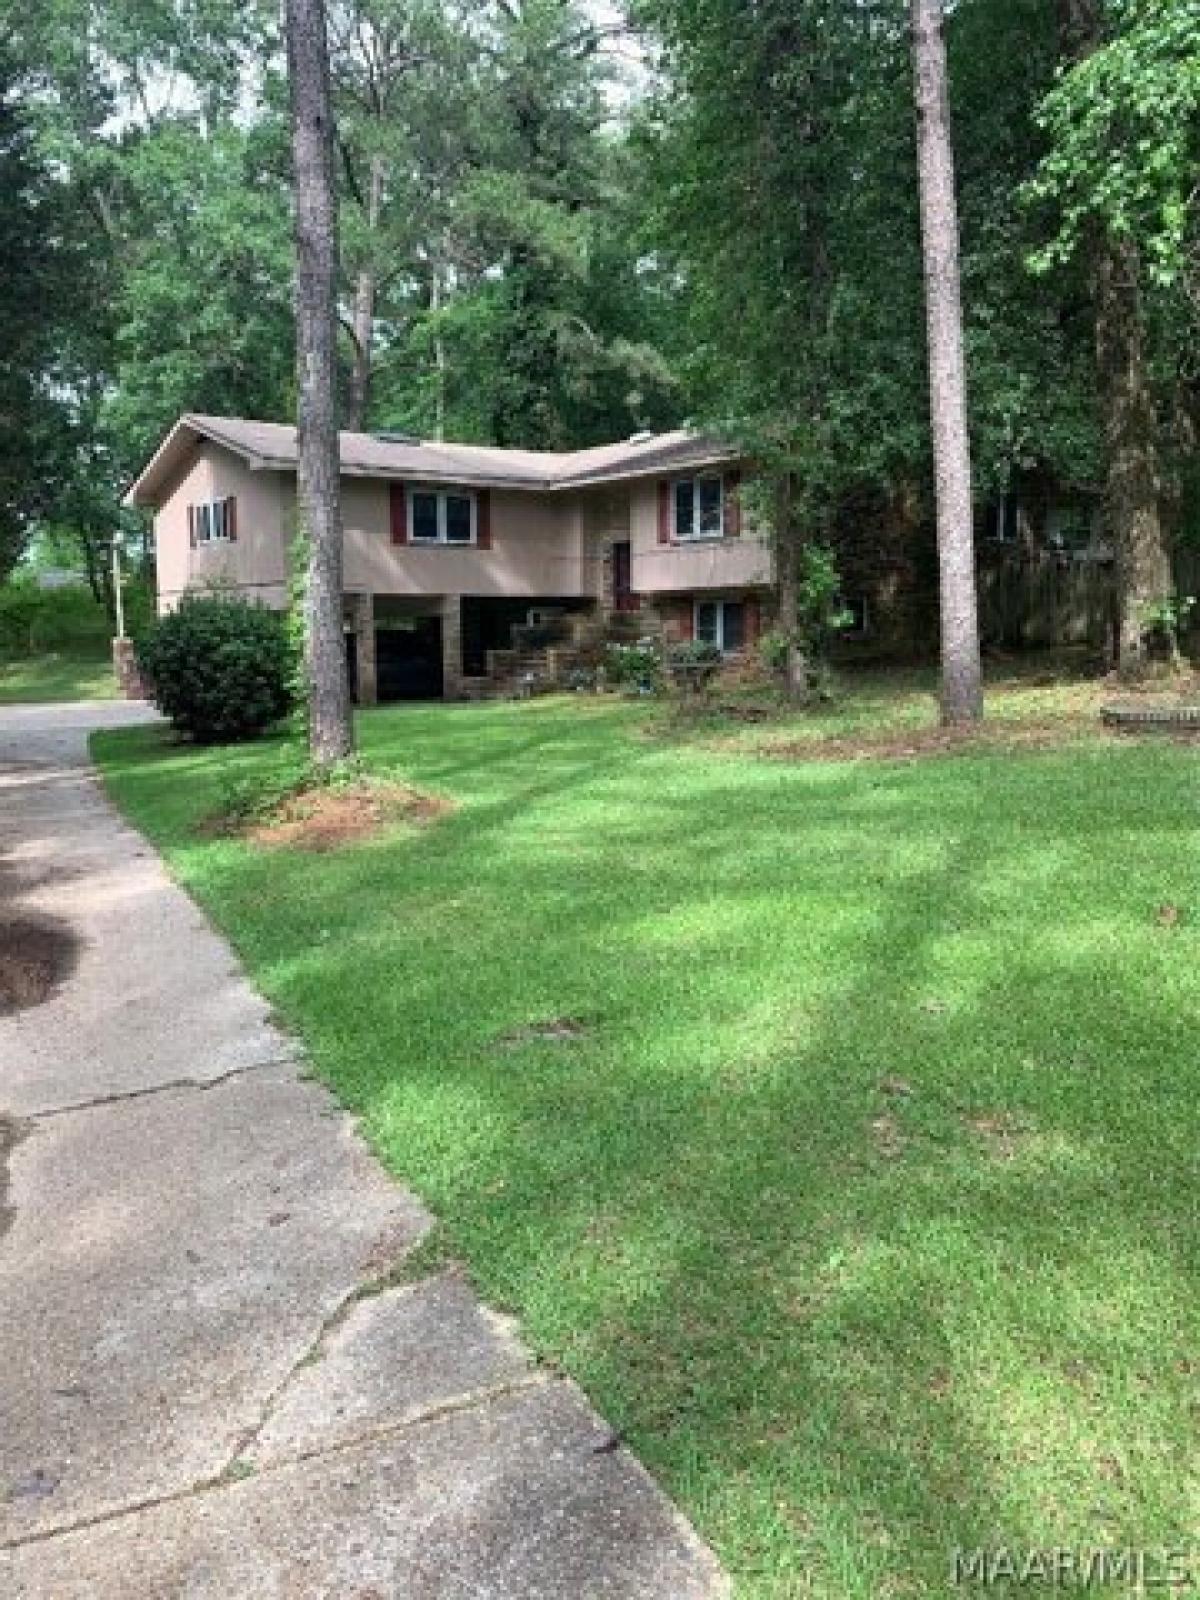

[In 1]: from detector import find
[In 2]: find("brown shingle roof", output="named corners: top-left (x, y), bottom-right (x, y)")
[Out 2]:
top-left (125, 414), bottom-right (739, 507)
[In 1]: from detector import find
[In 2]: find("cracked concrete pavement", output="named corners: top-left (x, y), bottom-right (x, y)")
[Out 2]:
top-left (0, 703), bottom-right (727, 1599)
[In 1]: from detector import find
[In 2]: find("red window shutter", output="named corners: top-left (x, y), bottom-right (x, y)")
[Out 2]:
top-left (187, 505), bottom-right (197, 548)
top-left (724, 470), bottom-right (742, 538)
top-left (745, 595), bottom-right (761, 647)
top-left (678, 598), bottom-right (694, 641)
top-left (657, 481), bottom-right (672, 544)
top-left (390, 481), bottom-right (408, 545)
top-left (225, 495), bottom-right (238, 542)
top-left (476, 488), bottom-right (492, 549)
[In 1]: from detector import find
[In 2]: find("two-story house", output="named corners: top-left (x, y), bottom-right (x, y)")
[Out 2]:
top-left (126, 415), bottom-right (773, 702)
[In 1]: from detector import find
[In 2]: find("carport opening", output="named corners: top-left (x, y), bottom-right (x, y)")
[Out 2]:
top-left (460, 598), bottom-right (592, 677)
top-left (374, 611), bottom-right (444, 702)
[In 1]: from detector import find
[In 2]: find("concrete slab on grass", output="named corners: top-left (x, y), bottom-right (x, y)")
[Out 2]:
top-left (246, 1273), bottom-right (533, 1468)
top-left (0, 1065), bottom-right (429, 1543)
top-left (0, 1383), bottom-right (726, 1600)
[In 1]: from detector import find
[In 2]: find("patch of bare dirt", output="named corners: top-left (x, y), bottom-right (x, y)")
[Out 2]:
top-left (244, 781), bottom-right (453, 853)
top-left (868, 1112), bottom-right (907, 1159)
top-left (499, 1016), bottom-right (590, 1046)
top-left (767, 716), bottom-right (1103, 766)
top-left (963, 1110), bottom-right (1028, 1161)
top-left (0, 916), bottom-right (80, 1015)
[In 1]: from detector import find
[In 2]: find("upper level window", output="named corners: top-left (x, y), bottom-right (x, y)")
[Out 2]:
top-left (190, 497), bottom-right (236, 545)
top-left (410, 488), bottom-right (476, 545)
top-left (674, 475), bottom-right (725, 541)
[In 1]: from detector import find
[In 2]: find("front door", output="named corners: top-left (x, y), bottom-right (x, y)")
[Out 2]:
top-left (612, 541), bottom-right (638, 612)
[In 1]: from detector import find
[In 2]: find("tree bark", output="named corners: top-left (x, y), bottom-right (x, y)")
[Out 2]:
top-left (773, 475), bottom-right (810, 703)
top-left (431, 261), bottom-right (447, 443)
top-left (345, 153), bottom-right (384, 432)
top-left (287, 0), bottom-right (353, 768)
top-left (1095, 236), bottom-right (1173, 676)
top-left (910, 0), bottom-right (983, 725)
top-left (1057, 0), bottom-right (1173, 678)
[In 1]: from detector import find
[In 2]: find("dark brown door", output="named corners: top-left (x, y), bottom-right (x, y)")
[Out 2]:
top-left (612, 541), bottom-right (638, 611)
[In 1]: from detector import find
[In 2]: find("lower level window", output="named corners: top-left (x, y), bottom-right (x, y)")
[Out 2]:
top-left (695, 599), bottom-right (745, 653)
top-left (410, 488), bottom-right (476, 544)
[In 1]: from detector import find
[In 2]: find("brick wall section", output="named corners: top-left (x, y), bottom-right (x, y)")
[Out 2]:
top-left (112, 638), bottom-right (148, 700)
top-left (440, 596), bottom-right (464, 698)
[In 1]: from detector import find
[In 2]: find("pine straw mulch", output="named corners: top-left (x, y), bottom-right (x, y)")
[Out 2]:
top-left (762, 715), bottom-right (1112, 765)
top-left (229, 779), bottom-right (454, 853)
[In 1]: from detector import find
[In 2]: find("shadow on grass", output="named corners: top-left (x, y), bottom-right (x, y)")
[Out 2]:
top-left (94, 700), bottom-right (1200, 1598)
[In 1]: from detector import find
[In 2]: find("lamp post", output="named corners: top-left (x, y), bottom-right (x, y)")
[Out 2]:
top-left (110, 532), bottom-right (126, 640)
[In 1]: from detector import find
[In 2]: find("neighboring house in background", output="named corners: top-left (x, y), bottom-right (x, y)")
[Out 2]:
top-left (125, 415), bottom-right (773, 702)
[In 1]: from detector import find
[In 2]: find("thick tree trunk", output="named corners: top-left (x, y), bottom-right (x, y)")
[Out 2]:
top-left (345, 154), bottom-right (384, 432)
top-left (286, 0), bottom-right (353, 768)
top-left (773, 476), bottom-right (810, 702)
top-left (910, 0), bottom-right (983, 725)
top-left (1058, 0), bottom-right (1173, 678)
top-left (1095, 237), bottom-right (1173, 676)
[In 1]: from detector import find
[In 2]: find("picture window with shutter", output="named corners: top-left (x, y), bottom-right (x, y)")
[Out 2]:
top-left (408, 488), bottom-right (477, 545)
top-left (673, 476), bottom-right (725, 541)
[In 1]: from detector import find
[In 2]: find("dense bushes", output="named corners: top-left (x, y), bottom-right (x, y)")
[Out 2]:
top-left (0, 579), bottom-right (152, 657)
top-left (136, 595), bottom-right (295, 742)
top-left (602, 639), bottom-right (663, 693)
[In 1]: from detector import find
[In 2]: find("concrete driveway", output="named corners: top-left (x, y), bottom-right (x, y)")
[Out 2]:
top-left (0, 702), bottom-right (726, 1599)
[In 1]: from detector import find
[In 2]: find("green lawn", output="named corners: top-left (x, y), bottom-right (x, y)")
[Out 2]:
top-left (93, 682), bottom-right (1200, 1598)
top-left (0, 648), bottom-right (116, 703)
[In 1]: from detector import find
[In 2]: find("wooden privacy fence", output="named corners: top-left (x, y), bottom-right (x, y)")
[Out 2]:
top-left (979, 546), bottom-right (1200, 654)
top-left (978, 555), bottom-right (1115, 649)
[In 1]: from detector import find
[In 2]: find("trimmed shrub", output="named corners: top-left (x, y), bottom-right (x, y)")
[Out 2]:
top-left (136, 595), bottom-right (295, 742)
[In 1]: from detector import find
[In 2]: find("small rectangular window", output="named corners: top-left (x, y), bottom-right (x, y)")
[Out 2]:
top-left (695, 600), bottom-right (719, 645)
top-left (673, 476), bottom-right (724, 540)
top-left (698, 477), bottom-right (723, 536)
top-left (693, 598), bottom-right (746, 654)
top-left (674, 480), bottom-right (695, 540)
top-left (192, 499), bottom-right (231, 543)
top-left (411, 492), bottom-right (440, 542)
top-left (721, 600), bottom-right (745, 651)
top-left (408, 488), bottom-right (476, 545)
top-left (445, 494), bottom-right (473, 544)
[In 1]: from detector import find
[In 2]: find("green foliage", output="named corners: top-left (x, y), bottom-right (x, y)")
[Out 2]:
top-left (1141, 592), bottom-right (1196, 652)
top-left (797, 545), bottom-right (854, 656)
top-left (0, 47), bottom-right (85, 578)
top-left (0, 578), bottom-right (151, 657)
top-left (603, 639), bottom-right (663, 694)
top-left (1028, 0), bottom-right (1200, 290)
top-left (136, 595), bottom-right (295, 743)
top-left (636, 0), bottom-right (1105, 508)
top-left (664, 638), bottom-right (723, 699)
